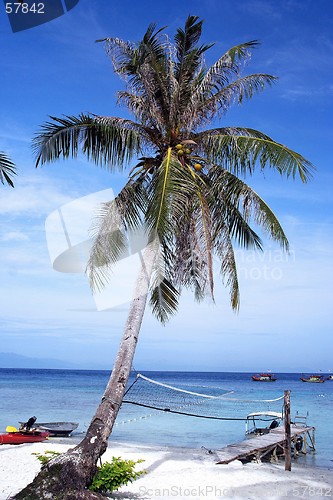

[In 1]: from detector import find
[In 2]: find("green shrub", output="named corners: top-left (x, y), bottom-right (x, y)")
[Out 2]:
top-left (32, 450), bottom-right (61, 465)
top-left (89, 456), bottom-right (145, 493)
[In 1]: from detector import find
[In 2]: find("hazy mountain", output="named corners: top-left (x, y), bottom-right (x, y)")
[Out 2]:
top-left (0, 352), bottom-right (78, 369)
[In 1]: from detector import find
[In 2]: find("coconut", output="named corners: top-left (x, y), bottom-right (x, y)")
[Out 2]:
top-left (175, 144), bottom-right (183, 150)
top-left (193, 163), bottom-right (203, 171)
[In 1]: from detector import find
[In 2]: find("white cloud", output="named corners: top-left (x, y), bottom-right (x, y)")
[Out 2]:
top-left (0, 176), bottom-right (72, 215)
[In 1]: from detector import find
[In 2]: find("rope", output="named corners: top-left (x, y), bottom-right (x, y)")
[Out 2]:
top-left (218, 395), bottom-right (284, 403)
top-left (123, 376), bottom-right (139, 397)
top-left (115, 413), bottom-right (155, 426)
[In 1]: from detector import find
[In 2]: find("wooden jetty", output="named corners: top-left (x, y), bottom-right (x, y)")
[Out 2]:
top-left (216, 424), bottom-right (315, 465)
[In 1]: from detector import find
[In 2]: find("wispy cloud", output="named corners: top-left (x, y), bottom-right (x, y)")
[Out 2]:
top-left (1, 231), bottom-right (29, 241)
top-left (282, 84), bottom-right (333, 101)
top-left (0, 175), bottom-right (73, 216)
top-left (238, 0), bottom-right (283, 19)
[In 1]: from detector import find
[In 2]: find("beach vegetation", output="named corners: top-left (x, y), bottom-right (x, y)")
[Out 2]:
top-left (88, 457), bottom-right (145, 493)
top-left (32, 450), bottom-right (61, 466)
top-left (15, 15), bottom-right (313, 499)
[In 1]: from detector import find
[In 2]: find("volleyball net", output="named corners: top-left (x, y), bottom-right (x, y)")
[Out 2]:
top-left (122, 373), bottom-right (284, 422)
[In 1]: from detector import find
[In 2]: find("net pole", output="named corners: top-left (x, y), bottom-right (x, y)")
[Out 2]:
top-left (284, 390), bottom-right (291, 471)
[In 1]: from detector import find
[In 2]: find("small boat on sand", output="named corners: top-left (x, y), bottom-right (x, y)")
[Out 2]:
top-left (19, 421), bottom-right (79, 437)
top-left (251, 373), bottom-right (277, 382)
top-left (300, 375), bottom-right (325, 383)
top-left (35, 422), bottom-right (79, 436)
top-left (0, 430), bottom-right (49, 445)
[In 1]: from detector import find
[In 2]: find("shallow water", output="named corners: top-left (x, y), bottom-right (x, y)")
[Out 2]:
top-left (0, 369), bottom-right (332, 469)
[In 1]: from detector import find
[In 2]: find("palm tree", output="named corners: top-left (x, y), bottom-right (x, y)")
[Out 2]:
top-left (16, 16), bottom-right (313, 499)
top-left (0, 151), bottom-right (16, 187)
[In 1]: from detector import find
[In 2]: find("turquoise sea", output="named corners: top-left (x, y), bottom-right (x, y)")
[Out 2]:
top-left (0, 369), bottom-right (332, 469)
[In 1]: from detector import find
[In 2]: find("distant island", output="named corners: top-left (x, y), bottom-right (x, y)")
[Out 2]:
top-left (0, 352), bottom-right (78, 369)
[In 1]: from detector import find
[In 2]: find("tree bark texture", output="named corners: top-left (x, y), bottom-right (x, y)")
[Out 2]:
top-left (13, 243), bottom-right (157, 499)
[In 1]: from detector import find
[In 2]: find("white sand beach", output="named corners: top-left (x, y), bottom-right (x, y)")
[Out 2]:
top-left (1, 440), bottom-right (333, 499)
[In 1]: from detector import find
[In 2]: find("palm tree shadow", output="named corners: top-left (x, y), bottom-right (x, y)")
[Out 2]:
top-left (106, 453), bottom-right (177, 499)
top-left (107, 448), bottom-right (218, 498)
top-left (108, 492), bottom-right (144, 499)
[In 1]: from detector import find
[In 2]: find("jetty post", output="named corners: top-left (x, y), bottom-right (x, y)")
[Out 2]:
top-left (284, 390), bottom-right (291, 471)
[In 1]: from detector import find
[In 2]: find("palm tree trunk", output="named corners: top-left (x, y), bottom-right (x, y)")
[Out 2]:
top-left (14, 243), bottom-right (157, 500)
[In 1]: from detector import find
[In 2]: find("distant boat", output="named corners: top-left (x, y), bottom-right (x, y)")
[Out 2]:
top-left (300, 375), bottom-right (325, 383)
top-left (251, 373), bottom-right (277, 382)
top-left (19, 421), bottom-right (79, 437)
top-left (0, 430), bottom-right (49, 445)
top-left (327, 375), bottom-right (333, 381)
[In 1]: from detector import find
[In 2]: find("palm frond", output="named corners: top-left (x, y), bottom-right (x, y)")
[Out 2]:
top-left (193, 188), bottom-right (214, 299)
top-left (197, 40), bottom-right (260, 92)
top-left (113, 177), bottom-right (148, 231)
top-left (171, 202), bottom-right (208, 301)
top-left (197, 127), bottom-right (273, 140)
top-left (174, 15), bottom-right (211, 82)
top-left (214, 233), bottom-right (240, 310)
top-left (0, 152), bottom-right (16, 187)
top-left (211, 192), bottom-right (263, 251)
top-left (87, 195), bottom-right (129, 290)
top-left (172, 16), bottom-right (212, 130)
top-left (87, 177), bottom-right (149, 291)
top-left (198, 130), bottom-right (314, 181)
top-left (145, 148), bottom-right (196, 242)
top-left (221, 206), bottom-right (264, 250)
top-left (174, 15), bottom-right (203, 61)
top-left (210, 167), bottom-right (289, 250)
top-left (34, 114), bottom-right (144, 169)
top-left (117, 92), bottom-right (154, 129)
top-left (98, 37), bottom-right (135, 77)
top-left (103, 25), bottom-right (170, 132)
top-left (149, 275), bottom-right (180, 324)
top-left (198, 74), bottom-right (277, 118)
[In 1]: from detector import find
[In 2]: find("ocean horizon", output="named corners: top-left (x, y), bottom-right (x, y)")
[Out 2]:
top-left (1, 369), bottom-right (332, 469)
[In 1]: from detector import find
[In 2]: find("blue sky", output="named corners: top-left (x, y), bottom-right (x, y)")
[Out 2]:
top-left (0, 0), bottom-right (332, 372)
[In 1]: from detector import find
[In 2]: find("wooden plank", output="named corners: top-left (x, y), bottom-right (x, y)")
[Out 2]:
top-left (216, 425), bottom-right (315, 465)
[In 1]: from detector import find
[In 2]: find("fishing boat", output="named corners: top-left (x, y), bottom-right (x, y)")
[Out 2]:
top-left (19, 421), bottom-right (79, 437)
top-left (251, 373), bottom-right (277, 382)
top-left (300, 375), bottom-right (325, 383)
top-left (0, 430), bottom-right (49, 445)
top-left (245, 411), bottom-right (283, 436)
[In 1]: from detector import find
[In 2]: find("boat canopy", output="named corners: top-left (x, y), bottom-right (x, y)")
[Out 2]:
top-left (246, 411), bottom-right (283, 419)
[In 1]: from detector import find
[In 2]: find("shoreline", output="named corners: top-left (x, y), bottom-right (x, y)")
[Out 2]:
top-left (1, 440), bottom-right (333, 499)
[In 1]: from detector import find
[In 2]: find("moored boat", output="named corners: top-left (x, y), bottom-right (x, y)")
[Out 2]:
top-left (251, 373), bottom-right (277, 382)
top-left (19, 421), bottom-right (79, 437)
top-left (245, 411), bottom-right (283, 436)
top-left (35, 421), bottom-right (79, 436)
top-left (0, 430), bottom-right (49, 445)
top-left (327, 375), bottom-right (333, 381)
top-left (300, 375), bottom-right (325, 383)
